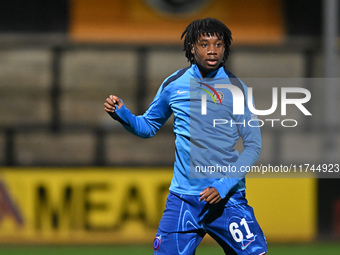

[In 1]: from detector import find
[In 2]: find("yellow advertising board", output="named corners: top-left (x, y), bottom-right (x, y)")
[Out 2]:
top-left (0, 168), bottom-right (316, 244)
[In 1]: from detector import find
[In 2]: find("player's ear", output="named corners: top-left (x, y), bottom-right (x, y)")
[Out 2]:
top-left (191, 44), bottom-right (195, 54)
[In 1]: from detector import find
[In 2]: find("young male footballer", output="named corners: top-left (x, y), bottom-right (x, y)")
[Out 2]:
top-left (104, 18), bottom-right (267, 255)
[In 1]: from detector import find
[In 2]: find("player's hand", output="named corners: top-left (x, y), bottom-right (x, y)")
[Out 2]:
top-left (199, 187), bottom-right (221, 204)
top-left (104, 95), bottom-right (123, 113)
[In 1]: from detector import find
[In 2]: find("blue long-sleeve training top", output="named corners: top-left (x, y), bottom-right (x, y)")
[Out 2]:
top-left (112, 64), bottom-right (262, 199)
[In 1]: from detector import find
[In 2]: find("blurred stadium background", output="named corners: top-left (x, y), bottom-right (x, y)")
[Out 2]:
top-left (0, 0), bottom-right (340, 254)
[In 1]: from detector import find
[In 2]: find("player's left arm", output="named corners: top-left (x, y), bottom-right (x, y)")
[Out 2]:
top-left (199, 187), bottom-right (221, 204)
top-left (210, 85), bottom-right (262, 199)
top-left (233, 103), bottom-right (262, 172)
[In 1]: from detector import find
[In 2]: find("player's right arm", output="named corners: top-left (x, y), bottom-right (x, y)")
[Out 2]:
top-left (104, 85), bottom-right (172, 138)
top-left (104, 95), bottom-right (123, 113)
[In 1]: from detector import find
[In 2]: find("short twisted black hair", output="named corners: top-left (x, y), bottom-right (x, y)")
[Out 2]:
top-left (181, 18), bottom-right (232, 64)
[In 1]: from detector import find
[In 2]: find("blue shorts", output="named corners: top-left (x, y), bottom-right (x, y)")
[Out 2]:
top-left (153, 191), bottom-right (267, 255)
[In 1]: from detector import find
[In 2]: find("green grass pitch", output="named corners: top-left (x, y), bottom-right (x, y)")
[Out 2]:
top-left (0, 243), bottom-right (340, 255)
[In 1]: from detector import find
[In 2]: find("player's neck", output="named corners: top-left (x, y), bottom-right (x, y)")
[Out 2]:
top-left (197, 64), bottom-right (222, 78)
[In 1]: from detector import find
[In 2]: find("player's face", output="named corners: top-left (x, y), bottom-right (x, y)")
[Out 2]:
top-left (191, 33), bottom-right (225, 77)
